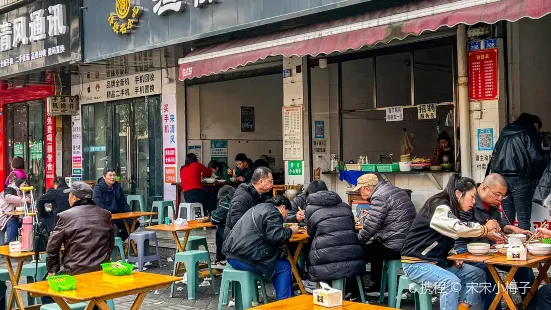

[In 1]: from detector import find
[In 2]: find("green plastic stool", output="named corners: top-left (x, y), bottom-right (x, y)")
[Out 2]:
top-left (395, 275), bottom-right (432, 310)
top-left (150, 201), bottom-right (175, 225)
top-left (170, 250), bottom-right (217, 300)
top-left (179, 235), bottom-right (209, 252)
top-left (0, 268), bottom-right (9, 310)
top-left (331, 276), bottom-right (365, 303)
top-left (40, 300), bottom-right (115, 310)
top-left (379, 260), bottom-right (402, 307)
top-left (22, 253), bottom-right (47, 305)
top-left (112, 237), bottom-right (126, 262)
top-left (127, 195), bottom-right (146, 212)
top-left (218, 265), bottom-right (267, 310)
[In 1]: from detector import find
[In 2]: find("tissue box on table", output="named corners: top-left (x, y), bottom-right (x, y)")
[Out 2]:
top-left (507, 238), bottom-right (527, 261)
top-left (313, 282), bottom-right (342, 307)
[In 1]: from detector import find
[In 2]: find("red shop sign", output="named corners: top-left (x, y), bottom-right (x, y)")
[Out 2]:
top-left (469, 49), bottom-right (498, 101)
top-left (45, 116), bottom-right (56, 189)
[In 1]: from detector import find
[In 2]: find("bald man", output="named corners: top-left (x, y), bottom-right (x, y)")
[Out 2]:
top-left (455, 173), bottom-right (533, 310)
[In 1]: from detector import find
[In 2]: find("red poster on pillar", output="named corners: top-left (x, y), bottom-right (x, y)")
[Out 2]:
top-left (45, 116), bottom-right (56, 189)
top-left (468, 49), bottom-right (498, 100)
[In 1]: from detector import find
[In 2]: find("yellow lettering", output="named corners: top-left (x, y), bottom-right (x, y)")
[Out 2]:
top-left (127, 19), bottom-right (134, 29)
top-left (120, 23), bottom-right (127, 34)
top-left (108, 13), bottom-right (115, 25)
top-left (112, 22), bottom-right (120, 34)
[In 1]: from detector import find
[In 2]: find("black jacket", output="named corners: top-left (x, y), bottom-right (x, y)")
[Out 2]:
top-left (358, 182), bottom-right (416, 251)
top-left (305, 191), bottom-right (365, 282)
top-left (534, 161), bottom-right (551, 206)
top-left (36, 184), bottom-right (71, 233)
top-left (285, 193), bottom-right (307, 223)
top-left (489, 123), bottom-right (545, 181)
top-left (224, 183), bottom-right (269, 238)
top-left (223, 203), bottom-right (292, 279)
top-left (92, 178), bottom-right (131, 214)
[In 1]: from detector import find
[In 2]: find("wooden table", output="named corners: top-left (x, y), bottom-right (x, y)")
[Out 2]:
top-left (286, 232), bottom-right (310, 295)
top-left (0, 245), bottom-right (41, 309)
top-left (448, 252), bottom-right (551, 310)
top-left (5, 211), bottom-right (36, 216)
top-left (112, 211), bottom-right (157, 255)
top-left (272, 185), bottom-right (286, 197)
top-left (14, 270), bottom-right (181, 310)
top-left (251, 294), bottom-right (395, 309)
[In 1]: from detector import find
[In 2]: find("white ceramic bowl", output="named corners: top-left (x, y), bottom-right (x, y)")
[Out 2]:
top-left (467, 243), bottom-right (491, 255)
top-left (527, 243), bottom-right (551, 256)
top-left (203, 178), bottom-right (216, 184)
top-left (495, 244), bottom-right (508, 255)
top-left (15, 206), bottom-right (24, 212)
top-left (507, 234), bottom-right (527, 243)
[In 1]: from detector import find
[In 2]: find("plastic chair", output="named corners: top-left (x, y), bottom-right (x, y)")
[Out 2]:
top-left (127, 195), bottom-right (146, 212)
top-left (40, 300), bottom-right (115, 310)
top-left (0, 268), bottom-right (10, 310)
top-left (331, 276), bottom-right (365, 303)
top-left (150, 201), bottom-right (175, 225)
top-left (177, 203), bottom-right (204, 221)
top-left (22, 253), bottom-right (47, 305)
top-left (170, 250), bottom-right (217, 300)
top-left (355, 204), bottom-right (370, 217)
top-left (178, 235), bottom-right (209, 252)
top-left (111, 237), bottom-right (126, 262)
top-left (379, 260), bottom-right (403, 307)
top-left (218, 265), bottom-right (267, 310)
top-left (127, 231), bottom-right (162, 271)
top-left (395, 275), bottom-right (432, 310)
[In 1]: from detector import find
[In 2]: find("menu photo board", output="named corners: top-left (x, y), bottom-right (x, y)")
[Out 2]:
top-left (283, 105), bottom-right (303, 161)
top-left (469, 48), bottom-right (498, 100)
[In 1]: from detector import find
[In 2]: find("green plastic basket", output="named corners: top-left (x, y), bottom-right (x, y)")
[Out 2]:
top-left (47, 275), bottom-right (77, 292)
top-left (101, 262), bottom-right (134, 276)
top-left (542, 238), bottom-right (551, 244)
top-left (360, 164), bottom-right (377, 172)
top-left (376, 163), bottom-right (399, 173)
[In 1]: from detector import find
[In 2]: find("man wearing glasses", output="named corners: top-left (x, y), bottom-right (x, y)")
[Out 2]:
top-left (454, 173), bottom-right (533, 310)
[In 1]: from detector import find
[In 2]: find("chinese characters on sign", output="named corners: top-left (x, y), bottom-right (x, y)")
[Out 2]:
top-left (385, 106), bottom-right (403, 122)
top-left (162, 94), bottom-right (178, 193)
top-left (108, 0), bottom-right (143, 35)
top-left (283, 106), bottom-right (303, 160)
top-left (469, 49), bottom-right (498, 100)
top-left (474, 153), bottom-right (491, 171)
top-left (47, 95), bottom-right (79, 116)
top-left (313, 139), bottom-right (327, 154)
top-left (477, 128), bottom-right (494, 151)
top-left (153, 0), bottom-right (186, 16)
top-left (45, 116), bottom-right (56, 188)
top-left (194, 0), bottom-right (218, 8)
top-left (315, 121), bottom-right (324, 139)
top-left (288, 161), bottom-right (303, 176)
top-left (240, 107), bottom-right (255, 132)
top-left (210, 140), bottom-right (228, 164)
top-left (106, 72), bottom-right (157, 99)
top-left (417, 103), bottom-right (436, 120)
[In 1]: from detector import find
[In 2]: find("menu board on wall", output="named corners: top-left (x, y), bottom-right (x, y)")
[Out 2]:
top-left (45, 116), bottom-right (56, 189)
top-left (469, 49), bottom-right (498, 100)
top-left (283, 106), bottom-right (303, 161)
top-left (162, 94), bottom-right (178, 200)
top-left (71, 113), bottom-right (82, 180)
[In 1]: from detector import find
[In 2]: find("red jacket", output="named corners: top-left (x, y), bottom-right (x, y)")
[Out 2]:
top-left (180, 162), bottom-right (213, 192)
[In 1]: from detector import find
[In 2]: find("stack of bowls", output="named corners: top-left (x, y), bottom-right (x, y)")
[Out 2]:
top-left (467, 243), bottom-right (491, 255)
top-left (400, 154), bottom-right (411, 162)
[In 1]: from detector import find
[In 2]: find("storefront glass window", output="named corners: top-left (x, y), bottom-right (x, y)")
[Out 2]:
top-left (82, 103), bottom-right (107, 182)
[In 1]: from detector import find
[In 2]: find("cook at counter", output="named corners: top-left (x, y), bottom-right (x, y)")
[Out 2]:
top-left (432, 131), bottom-right (455, 166)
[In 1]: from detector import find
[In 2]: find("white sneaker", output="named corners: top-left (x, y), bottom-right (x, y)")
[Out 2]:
top-left (228, 300), bottom-right (235, 307)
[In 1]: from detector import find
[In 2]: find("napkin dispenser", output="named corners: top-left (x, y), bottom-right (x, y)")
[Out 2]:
top-left (507, 238), bottom-right (527, 261)
top-left (313, 282), bottom-right (342, 307)
top-left (9, 241), bottom-right (21, 252)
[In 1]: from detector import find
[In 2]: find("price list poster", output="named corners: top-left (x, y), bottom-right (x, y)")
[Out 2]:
top-left (283, 106), bottom-right (303, 161)
top-left (469, 49), bottom-right (498, 100)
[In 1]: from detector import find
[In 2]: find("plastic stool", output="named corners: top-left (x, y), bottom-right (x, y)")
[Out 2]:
top-left (127, 195), bottom-right (146, 212)
top-left (127, 231), bottom-right (162, 271)
top-left (395, 275), bottom-right (432, 310)
top-left (40, 300), bottom-right (115, 310)
top-left (177, 203), bottom-right (204, 221)
top-left (218, 265), bottom-right (267, 310)
top-left (150, 200), bottom-right (175, 225)
top-left (332, 276), bottom-right (365, 303)
top-left (178, 235), bottom-right (209, 252)
top-left (379, 260), bottom-right (402, 307)
top-left (0, 268), bottom-right (9, 310)
top-left (22, 253), bottom-right (47, 305)
top-left (170, 250), bottom-right (217, 299)
top-left (112, 237), bottom-right (126, 262)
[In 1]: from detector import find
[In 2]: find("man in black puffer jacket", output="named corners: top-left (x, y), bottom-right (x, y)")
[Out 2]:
top-left (355, 174), bottom-right (416, 292)
top-left (489, 113), bottom-right (545, 230)
top-left (224, 167), bottom-right (272, 239)
top-left (305, 190), bottom-right (365, 285)
top-left (223, 197), bottom-right (298, 301)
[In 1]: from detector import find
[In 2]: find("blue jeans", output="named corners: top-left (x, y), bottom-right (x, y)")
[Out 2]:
top-left (502, 177), bottom-right (534, 230)
top-left (403, 262), bottom-right (486, 310)
top-left (456, 247), bottom-right (534, 310)
top-left (5, 218), bottom-right (18, 244)
top-left (228, 258), bottom-right (292, 300)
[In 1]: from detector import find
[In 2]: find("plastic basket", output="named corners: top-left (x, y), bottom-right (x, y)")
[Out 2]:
top-left (376, 163), bottom-right (399, 173)
top-left (345, 164), bottom-right (361, 171)
top-left (101, 262), bottom-right (134, 276)
top-left (47, 275), bottom-right (77, 292)
top-left (360, 164), bottom-right (377, 172)
top-left (542, 238), bottom-right (551, 244)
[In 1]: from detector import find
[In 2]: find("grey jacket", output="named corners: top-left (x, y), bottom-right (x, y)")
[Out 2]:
top-left (358, 182), bottom-right (416, 251)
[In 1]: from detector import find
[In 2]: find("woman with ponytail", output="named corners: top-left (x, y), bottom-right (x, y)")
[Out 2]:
top-left (401, 174), bottom-right (501, 310)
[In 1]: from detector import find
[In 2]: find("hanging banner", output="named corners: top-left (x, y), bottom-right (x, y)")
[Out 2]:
top-left (162, 94), bottom-right (178, 200)
top-left (71, 113), bottom-right (82, 179)
top-left (45, 116), bottom-right (56, 189)
top-left (469, 48), bottom-right (498, 100)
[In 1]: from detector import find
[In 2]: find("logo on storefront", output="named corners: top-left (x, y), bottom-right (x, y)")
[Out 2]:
top-left (108, 0), bottom-right (143, 35)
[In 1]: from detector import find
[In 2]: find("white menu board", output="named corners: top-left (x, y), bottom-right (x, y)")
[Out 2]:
top-left (283, 106), bottom-right (304, 160)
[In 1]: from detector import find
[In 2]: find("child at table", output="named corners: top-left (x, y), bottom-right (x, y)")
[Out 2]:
top-left (0, 187), bottom-right (26, 244)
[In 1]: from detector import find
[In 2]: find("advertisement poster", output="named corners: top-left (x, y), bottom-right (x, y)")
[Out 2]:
top-left (469, 49), bottom-right (498, 100)
top-left (162, 94), bottom-right (178, 200)
top-left (71, 113), bottom-right (82, 179)
top-left (210, 140), bottom-right (228, 164)
top-left (315, 121), bottom-right (325, 138)
top-left (241, 107), bottom-right (255, 132)
top-left (45, 116), bottom-right (56, 189)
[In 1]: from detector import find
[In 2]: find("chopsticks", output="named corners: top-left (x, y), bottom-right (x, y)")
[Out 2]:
top-left (527, 222), bottom-right (549, 244)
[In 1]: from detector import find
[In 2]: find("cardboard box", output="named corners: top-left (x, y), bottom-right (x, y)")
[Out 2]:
top-left (313, 284), bottom-right (342, 308)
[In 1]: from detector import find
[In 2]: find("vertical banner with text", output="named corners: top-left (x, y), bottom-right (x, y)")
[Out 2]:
top-left (162, 94), bottom-right (177, 200)
top-left (45, 116), bottom-right (56, 189)
top-left (71, 112), bottom-right (82, 180)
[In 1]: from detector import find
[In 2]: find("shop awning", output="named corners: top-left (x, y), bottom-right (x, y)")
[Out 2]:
top-left (179, 0), bottom-right (551, 80)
